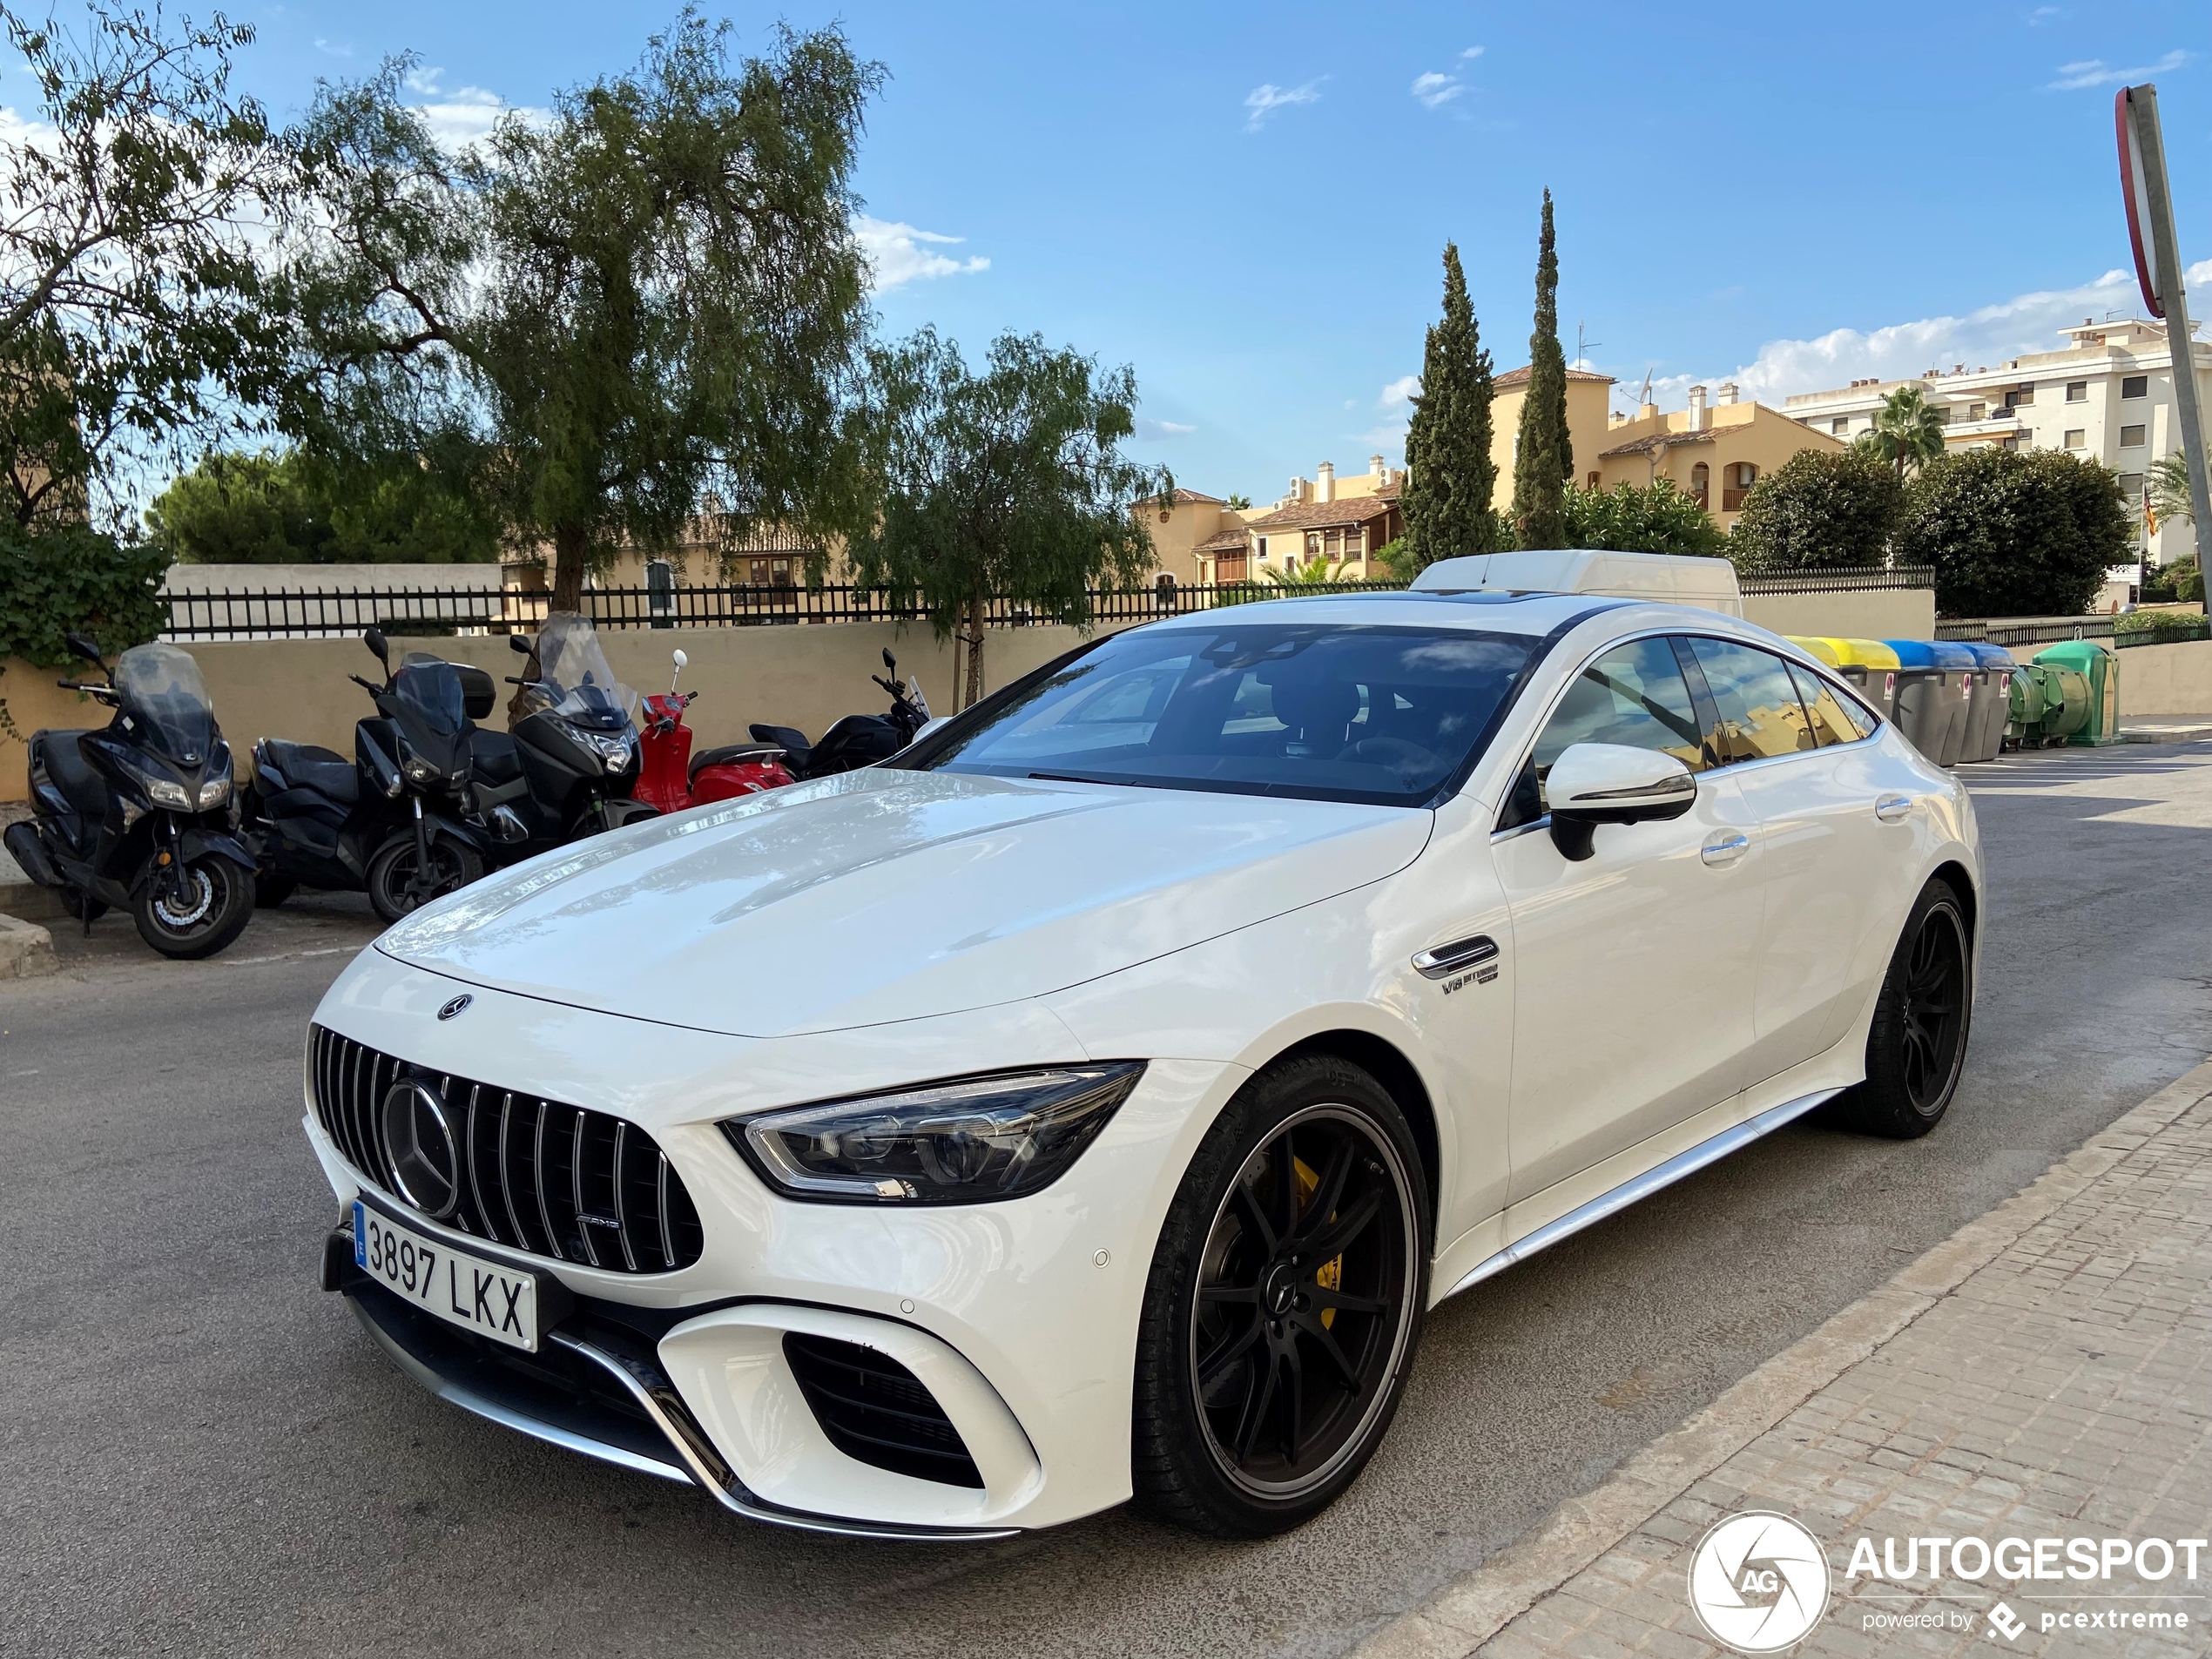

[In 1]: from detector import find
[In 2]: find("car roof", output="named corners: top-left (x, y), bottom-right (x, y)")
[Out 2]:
top-left (1135, 590), bottom-right (1770, 644)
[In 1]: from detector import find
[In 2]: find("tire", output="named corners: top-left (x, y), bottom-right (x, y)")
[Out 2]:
top-left (132, 856), bottom-right (254, 960)
top-left (366, 832), bottom-right (484, 924)
top-left (1835, 878), bottom-right (1973, 1138)
top-left (253, 873), bottom-right (298, 908)
top-left (1131, 1055), bottom-right (1430, 1537)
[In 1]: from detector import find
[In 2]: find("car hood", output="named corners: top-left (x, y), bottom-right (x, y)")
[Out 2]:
top-left (375, 769), bottom-right (1432, 1038)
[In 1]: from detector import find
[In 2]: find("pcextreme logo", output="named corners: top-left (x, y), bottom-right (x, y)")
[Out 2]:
top-left (1688, 1513), bottom-right (1832, 1653)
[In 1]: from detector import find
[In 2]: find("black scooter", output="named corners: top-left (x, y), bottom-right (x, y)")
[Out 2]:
top-left (242, 628), bottom-right (495, 922)
top-left (469, 617), bottom-right (656, 863)
top-left (3, 634), bottom-right (257, 958)
top-left (745, 648), bottom-right (932, 779)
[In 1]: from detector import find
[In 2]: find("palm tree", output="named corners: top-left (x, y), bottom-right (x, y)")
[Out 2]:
top-left (2148, 451), bottom-right (2194, 525)
top-left (1264, 554), bottom-right (1352, 588)
top-left (1855, 384), bottom-right (1948, 479)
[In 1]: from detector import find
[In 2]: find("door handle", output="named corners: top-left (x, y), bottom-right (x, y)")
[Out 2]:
top-left (1874, 793), bottom-right (1912, 823)
top-left (1412, 934), bottom-right (1499, 980)
top-left (1700, 832), bottom-right (1750, 867)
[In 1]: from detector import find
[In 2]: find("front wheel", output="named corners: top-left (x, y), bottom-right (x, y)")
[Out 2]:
top-left (132, 856), bottom-right (254, 959)
top-left (1132, 1056), bottom-right (1428, 1537)
top-left (1836, 877), bottom-right (1973, 1138)
top-left (366, 832), bottom-right (484, 924)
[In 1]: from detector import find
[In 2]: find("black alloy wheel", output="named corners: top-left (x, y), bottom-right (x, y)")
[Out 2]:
top-left (131, 854), bottom-right (253, 959)
top-left (1134, 1057), bottom-right (1427, 1536)
top-left (1837, 877), bottom-right (1973, 1138)
top-left (366, 833), bottom-right (484, 924)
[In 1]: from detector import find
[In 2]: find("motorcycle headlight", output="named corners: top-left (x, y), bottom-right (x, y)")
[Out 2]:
top-left (402, 756), bottom-right (440, 784)
top-left (583, 730), bottom-right (636, 772)
top-left (723, 1063), bottom-right (1145, 1205)
top-left (144, 776), bottom-right (192, 810)
top-left (196, 774), bottom-right (233, 810)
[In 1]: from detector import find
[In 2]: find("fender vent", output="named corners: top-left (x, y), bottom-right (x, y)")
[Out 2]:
top-left (781, 1332), bottom-right (984, 1488)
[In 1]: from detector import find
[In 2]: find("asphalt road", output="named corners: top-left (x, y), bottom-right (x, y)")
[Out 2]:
top-left (4, 745), bottom-right (2209, 1659)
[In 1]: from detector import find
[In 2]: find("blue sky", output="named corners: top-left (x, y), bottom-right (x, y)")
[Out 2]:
top-left (39, 1), bottom-right (2212, 499)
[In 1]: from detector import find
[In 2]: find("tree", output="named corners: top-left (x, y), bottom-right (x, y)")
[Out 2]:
top-left (0, 5), bottom-right (293, 528)
top-left (145, 443), bottom-right (500, 563)
top-left (1224, 493), bottom-right (1251, 510)
top-left (1894, 448), bottom-right (2130, 617)
top-left (1729, 448), bottom-right (1905, 572)
top-left (281, 12), bottom-right (880, 610)
top-left (1855, 383), bottom-right (1947, 479)
top-left (1264, 555), bottom-right (1353, 588)
top-left (1562, 479), bottom-right (1725, 556)
top-left (0, 522), bottom-right (166, 736)
top-left (1400, 242), bottom-right (1498, 570)
top-left (848, 328), bottom-right (1170, 709)
top-left (1510, 191), bottom-right (1571, 549)
top-left (2148, 450), bottom-right (2192, 526)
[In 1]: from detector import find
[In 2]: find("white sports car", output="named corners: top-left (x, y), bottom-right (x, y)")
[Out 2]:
top-left (305, 577), bottom-right (1979, 1540)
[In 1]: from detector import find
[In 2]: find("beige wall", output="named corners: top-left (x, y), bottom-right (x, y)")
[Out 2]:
top-left (1741, 588), bottom-right (1937, 643)
top-left (2109, 638), bottom-right (2212, 717)
top-left (1596, 403), bottom-right (1849, 532)
top-left (1143, 497), bottom-right (1246, 586)
top-left (1, 621), bottom-right (1110, 803)
top-left (1493, 378), bottom-right (1615, 500)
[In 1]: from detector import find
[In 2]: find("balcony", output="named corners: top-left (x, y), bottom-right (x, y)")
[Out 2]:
top-left (1722, 488), bottom-right (1751, 511)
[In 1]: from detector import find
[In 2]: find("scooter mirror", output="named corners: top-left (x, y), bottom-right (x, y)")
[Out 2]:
top-left (362, 626), bottom-right (390, 667)
top-left (510, 632), bottom-right (533, 655)
top-left (64, 631), bottom-right (103, 666)
top-left (882, 647), bottom-right (897, 671)
top-left (672, 649), bottom-right (688, 670)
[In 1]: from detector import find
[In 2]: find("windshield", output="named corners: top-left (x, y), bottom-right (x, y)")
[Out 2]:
top-left (533, 613), bottom-right (637, 732)
top-left (111, 644), bottom-right (215, 760)
top-left (394, 652), bottom-right (468, 737)
top-left (909, 623), bottom-right (1541, 806)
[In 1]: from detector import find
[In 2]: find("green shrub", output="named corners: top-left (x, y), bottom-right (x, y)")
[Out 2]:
top-left (0, 523), bottom-right (169, 734)
top-left (1728, 448), bottom-right (1904, 572)
top-left (1896, 448), bottom-right (2129, 617)
top-left (1563, 478), bottom-right (1725, 556)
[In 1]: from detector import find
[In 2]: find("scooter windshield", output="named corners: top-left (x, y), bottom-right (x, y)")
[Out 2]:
top-left (394, 653), bottom-right (469, 737)
top-left (534, 614), bottom-right (637, 732)
top-left (111, 644), bottom-right (216, 760)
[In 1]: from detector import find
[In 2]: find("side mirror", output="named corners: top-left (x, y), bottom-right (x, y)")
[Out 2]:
top-left (510, 632), bottom-right (533, 655)
top-left (64, 631), bottom-right (104, 666)
top-left (881, 647), bottom-right (897, 672)
top-left (1543, 742), bottom-right (1697, 862)
top-left (362, 626), bottom-right (390, 667)
top-left (672, 649), bottom-right (688, 670)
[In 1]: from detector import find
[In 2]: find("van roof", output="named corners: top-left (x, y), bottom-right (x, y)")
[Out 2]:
top-left (1409, 549), bottom-right (1742, 615)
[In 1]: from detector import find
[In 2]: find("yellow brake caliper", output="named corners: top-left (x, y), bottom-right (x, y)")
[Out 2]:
top-left (1292, 1157), bottom-right (1344, 1328)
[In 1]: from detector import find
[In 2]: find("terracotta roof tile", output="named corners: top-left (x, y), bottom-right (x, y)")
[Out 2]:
top-left (1495, 365), bottom-right (1615, 388)
top-left (1246, 496), bottom-right (1400, 532)
top-left (1196, 526), bottom-right (1251, 552)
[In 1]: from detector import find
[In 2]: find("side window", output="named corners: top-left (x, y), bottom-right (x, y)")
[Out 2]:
top-left (1787, 661), bottom-right (1872, 747)
top-left (1688, 637), bottom-right (1817, 762)
top-left (1501, 637), bottom-right (1704, 828)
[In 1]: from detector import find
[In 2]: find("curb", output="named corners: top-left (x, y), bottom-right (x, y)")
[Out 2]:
top-left (0, 911), bottom-right (57, 979)
top-left (1350, 1056), bottom-right (2212, 1659)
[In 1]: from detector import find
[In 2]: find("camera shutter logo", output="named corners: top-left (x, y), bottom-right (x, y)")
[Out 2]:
top-left (379, 1078), bottom-right (462, 1221)
top-left (1687, 1512), bottom-right (1832, 1653)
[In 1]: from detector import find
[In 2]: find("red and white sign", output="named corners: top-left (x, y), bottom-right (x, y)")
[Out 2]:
top-left (2117, 86), bottom-right (2164, 317)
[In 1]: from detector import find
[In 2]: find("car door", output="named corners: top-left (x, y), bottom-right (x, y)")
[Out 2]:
top-left (1680, 637), bottom-right (1900, 1087)
top-left (1491, 634), bottom-right (1765, 1204)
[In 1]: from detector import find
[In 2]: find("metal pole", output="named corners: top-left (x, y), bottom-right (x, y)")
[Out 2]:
top-left (2130, 85), bottom-right (2212, 569)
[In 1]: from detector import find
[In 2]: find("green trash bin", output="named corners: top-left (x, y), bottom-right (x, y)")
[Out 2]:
top-left (2032, 640), bottom-right (2120, 745)
top-left (2010, 662), bottom-right (2090, 747)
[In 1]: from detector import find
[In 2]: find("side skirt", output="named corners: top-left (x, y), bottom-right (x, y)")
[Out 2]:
top-left (1441, 1087), bottom-right (1842, 1300)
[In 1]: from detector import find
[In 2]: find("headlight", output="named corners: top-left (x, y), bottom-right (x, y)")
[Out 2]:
top-left (402, 756), bottom-right (439, 784)
top-left (144, 776), bottom-right (192, 810)
top-left (196, 775), bottom-right (233, 810)
top-left (723, 1063), bottom-right (1145, 1204)
top-left (583, 730), bottom-right (636, 772)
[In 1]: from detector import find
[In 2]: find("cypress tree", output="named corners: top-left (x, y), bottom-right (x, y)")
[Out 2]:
top-left (1511, 189), bottom-right (1571, 549)
top-left (1401, 241), bottom-right (1498, 570)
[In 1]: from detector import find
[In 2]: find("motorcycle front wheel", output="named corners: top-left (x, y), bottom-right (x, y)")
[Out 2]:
top-left (133, 856), bottom-right (254, 960)
top-left (367, 833), bottom-right (484, 924)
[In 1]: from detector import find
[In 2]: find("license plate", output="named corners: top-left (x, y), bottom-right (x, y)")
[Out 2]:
top-left (353, 1198), bottom-right (541, 1352)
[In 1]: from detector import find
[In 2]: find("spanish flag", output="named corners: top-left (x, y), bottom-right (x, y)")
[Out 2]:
top-left (2145, 479), bottom-right (2160, 537)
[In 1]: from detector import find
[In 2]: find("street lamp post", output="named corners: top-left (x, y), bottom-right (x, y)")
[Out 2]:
top-left (2118, 84), bottom-right (2212, 570)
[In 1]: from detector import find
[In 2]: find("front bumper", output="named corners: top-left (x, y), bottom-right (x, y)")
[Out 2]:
top-left (306, 951), bottom-right (1242, 1535)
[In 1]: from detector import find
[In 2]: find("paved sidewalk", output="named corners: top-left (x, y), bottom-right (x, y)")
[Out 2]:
top-left (1361, 1063), bottom-right (2212, 1659)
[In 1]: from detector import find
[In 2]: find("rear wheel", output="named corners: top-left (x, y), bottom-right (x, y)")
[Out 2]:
top-left (1836, 878), bottom-right (1972, 1138)
top-left (1132, 1056), bottom-right (1428, 1537)
top-left (132, 856), bottom-right (253, 959)
top-left (366, 833), bottom-right (483, 923)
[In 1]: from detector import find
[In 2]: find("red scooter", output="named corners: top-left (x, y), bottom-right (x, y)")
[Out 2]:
top-left (636, 650), bottom-right (797, 813)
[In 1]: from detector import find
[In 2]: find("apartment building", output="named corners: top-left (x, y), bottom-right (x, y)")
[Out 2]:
top-left (1595, 381), bottom-right (1848, 532)
top-left (1783, 319), bottom-right (2212, 564)
top-left (1195, 455), bottom-right (1403, 582)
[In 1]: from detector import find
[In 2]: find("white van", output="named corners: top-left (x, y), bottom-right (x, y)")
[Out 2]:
top-left (1408, 549), bottom-right (1743, 617)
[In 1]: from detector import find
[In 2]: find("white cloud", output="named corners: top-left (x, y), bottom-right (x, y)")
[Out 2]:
top-left (1136, 416), bottom-right (1196, 440)
top-left (1411, 71), bottom-right (1464, 109)
top-left (1244, 80), bottom-right (1322, 132)
top-left (1460, 45), bottom-right (1485, 59)
top-left (411, 86), bottom-right (538, 152)
top-left (1615, 260), bottom-right (2212, 410)
top-left (314, 37), bottom-right (352, 58)
top-left (852, 214), bottom-right (989, 292)
top-left (2026, 6), bottom-right (2066, 24)
top-left (1379, 374), bottom-right (1420, 407)
top-left (405, 66), bottom-right (445, 96)
top-left (2047, 50), bottom-right (2189, 91)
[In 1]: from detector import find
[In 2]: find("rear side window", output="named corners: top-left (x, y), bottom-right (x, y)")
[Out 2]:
top-left (1501, 637), bottom-right (1704, 828)
top-left (1686, 637), bottom-right (1816, 762)
top-left (1788, 662), bottom-right (1873, 746)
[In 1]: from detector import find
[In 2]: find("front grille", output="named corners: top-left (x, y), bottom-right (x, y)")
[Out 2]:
top-left (310, 1024), bottom-right (704, 1274)
top-left (782, 1332), bottom-right (983, 1488)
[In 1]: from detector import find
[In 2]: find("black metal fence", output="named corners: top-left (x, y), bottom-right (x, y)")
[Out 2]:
top-left (1937, 616), bottom-right (2119, 648)
top-left (1736, 564), bottom-right (1935, 594)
